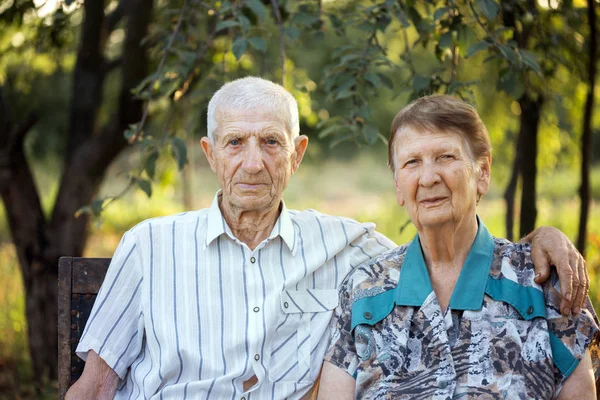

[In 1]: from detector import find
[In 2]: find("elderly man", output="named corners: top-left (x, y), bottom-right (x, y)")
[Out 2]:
top-left (66, 77), bottom-right (587, 399)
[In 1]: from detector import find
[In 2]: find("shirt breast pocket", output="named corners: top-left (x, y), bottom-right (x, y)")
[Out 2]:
top-left (268, 289), bottom-right (338, 384)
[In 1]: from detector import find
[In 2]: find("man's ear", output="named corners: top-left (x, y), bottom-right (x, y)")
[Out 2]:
top-left (291, 135), bottom-right (309, 173)
top-left (201, 136), bottom-right (216, 173)
top-left (476, 153), bottom-right (492, 198)
top-left (394, 175), bottom-right (405, 207)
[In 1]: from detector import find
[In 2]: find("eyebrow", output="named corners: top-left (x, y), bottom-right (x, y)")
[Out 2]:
top-left (219, 129), bottom-right (288, 142)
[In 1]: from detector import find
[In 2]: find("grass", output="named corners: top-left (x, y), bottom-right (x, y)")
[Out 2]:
top-left (0, 149), bottom-right (599, 397)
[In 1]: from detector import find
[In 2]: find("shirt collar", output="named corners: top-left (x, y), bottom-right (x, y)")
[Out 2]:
top-left (395, 216), bottom-right (495, 311)
top-left (203, 190), bottom-right (297, 254)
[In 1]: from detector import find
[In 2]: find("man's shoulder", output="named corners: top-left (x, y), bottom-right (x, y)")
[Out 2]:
top-left (128, 209), bottom-right (209, 236)
top-left (342, 244), bottom-right (408, 301)
top-left (288, 209), bottom-right (378, 237)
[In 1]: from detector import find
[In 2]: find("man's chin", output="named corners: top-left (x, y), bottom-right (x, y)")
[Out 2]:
top-left (227, 193), bottom-right (278, 211)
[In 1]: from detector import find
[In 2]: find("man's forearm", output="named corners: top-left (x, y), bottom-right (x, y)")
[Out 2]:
top-left (66, 351), bottom-right (119, 400)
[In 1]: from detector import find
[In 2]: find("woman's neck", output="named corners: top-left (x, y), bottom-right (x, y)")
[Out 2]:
top-left (418, 215), bottom-right (479, 311)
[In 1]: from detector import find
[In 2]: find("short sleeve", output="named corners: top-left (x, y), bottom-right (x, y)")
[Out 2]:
top-left (76, 229), bottom-right (145, 379)
top-left (543, 272), bottom-right (600, 390)
top-left (324, 275), bottom-right (359, 378)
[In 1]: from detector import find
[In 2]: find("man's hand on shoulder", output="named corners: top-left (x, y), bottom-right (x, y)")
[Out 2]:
top-left (522, 226), bottom-right (588, 316)
top-left (65, 350), bottom-right (119, 400)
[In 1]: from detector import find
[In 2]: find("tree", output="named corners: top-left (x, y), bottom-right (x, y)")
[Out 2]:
top-left (0, 0), bottom-right (153, 381)
top-left (577, 0), bottom-right (597, 255)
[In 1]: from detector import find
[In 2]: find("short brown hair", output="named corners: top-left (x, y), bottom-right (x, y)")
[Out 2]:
top-left (388, 95), bottom-right (492, 170)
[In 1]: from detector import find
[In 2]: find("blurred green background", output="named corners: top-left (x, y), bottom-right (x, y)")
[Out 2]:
top-left (0, 0), bottom-right (599, 397)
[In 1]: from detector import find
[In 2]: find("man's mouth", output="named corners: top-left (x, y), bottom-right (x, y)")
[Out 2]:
top-left (236, 183), bottom-right (267, 190)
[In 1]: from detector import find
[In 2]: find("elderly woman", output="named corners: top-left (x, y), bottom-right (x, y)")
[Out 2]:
top-left (317, 95), bottom-right (599, 399)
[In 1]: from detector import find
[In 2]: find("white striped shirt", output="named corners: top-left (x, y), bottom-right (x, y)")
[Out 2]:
top-left (76, 192), bottom-right (395, 399)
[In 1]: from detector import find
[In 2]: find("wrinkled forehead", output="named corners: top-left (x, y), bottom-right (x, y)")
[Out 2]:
top-left (214, 106), bottom-right (291, 135)
top-left (394, 125), bottom-right (475, 158)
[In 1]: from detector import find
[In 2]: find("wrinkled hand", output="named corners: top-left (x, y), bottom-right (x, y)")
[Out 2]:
top-left (522, 226), bottom-right (587, 316)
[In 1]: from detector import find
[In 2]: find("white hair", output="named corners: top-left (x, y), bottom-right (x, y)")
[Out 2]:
top-left (206, 77), bottom-right (300, 143)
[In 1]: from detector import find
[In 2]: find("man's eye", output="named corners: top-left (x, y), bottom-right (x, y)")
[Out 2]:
top-left (229, 139), bottom-right (240, 146)
top-left (266, 139), bottom-right (278, 145)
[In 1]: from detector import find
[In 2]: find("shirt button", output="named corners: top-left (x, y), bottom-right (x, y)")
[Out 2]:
top-left (253, 306), bottom-right (260, 312)
top-left (283, 302), bottom-right (289, 309)
top-left (439, 381), bottom-right (448, 389)
top-left (364, 312), bottom-right (373, 320)
top-left (254, 354), bottom-right (260, 361)
top-left (526, 306), bottom-right (534, 315)
top-left (250, 257), bottom-right (256, 264)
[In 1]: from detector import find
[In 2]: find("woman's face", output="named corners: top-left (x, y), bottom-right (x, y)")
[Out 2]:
top-left (392, 127), bottom-right (490, 231)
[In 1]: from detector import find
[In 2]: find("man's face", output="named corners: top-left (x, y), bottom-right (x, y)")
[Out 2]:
top-left (201, 108), bottom-right (308, 213)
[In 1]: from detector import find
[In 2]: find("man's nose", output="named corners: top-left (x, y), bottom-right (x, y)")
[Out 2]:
top-left (241, 142), bottom-right (264, 174)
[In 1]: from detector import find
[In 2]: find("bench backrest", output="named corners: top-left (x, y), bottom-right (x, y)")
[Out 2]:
top-left (57, 256), bottom-right (110, 400)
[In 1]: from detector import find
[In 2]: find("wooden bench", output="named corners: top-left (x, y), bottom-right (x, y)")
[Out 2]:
top-left (57, 256), bottom-right (320, 399)
top-left (58, 257), bottom-right (111, 399)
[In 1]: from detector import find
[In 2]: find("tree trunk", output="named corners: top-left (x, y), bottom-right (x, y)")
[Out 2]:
top-left (504, 129), bottom-right (525, 241)
top-left (577, 0), bottom-right (597, 255)
top-left (518, 95), bottom-right (543, 238)
top-left (0, 0), bottom-right (153, 383)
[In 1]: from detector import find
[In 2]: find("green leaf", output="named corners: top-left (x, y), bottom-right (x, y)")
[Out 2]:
top-left (145, 151), bottom-right (159, 180)
top-left (498, 44), bottom-right (518, 65)
top-left (497, 68), bottom-right (524, 99)
top-left (439, 31), bottom-right (453, 49)
top-left (335, 89), bottom-right (354, 100)
top-left (364, 71), bottom-right (380, 89)
top-left (477, 0), bottom-right (499, 20)
top-left (339, 53), bottom-right (361, 65)
top-left (318, 125), bottom-right (339, 139)
top-left (91, 199), bottom-right (104, 216)
top-left (171, 137), bottom-right (188, 170)
top-left (285, 26), bottom-right (300, 41)
top-left (216, 20), bottom-right (240, 32)
top-left (232, 38), bottom-right (248, 60)
top-left (336, 76), bottom-right (356, 92)
top-left (377, 73), bottom-right (394, 89)
top-left (238, 15), bottom-right (251, 32)
top-left (246, 0), bottom-right (267, 21)
top-left (396, 8), bottom-right (411, 27)
top-left (291, 11), bottom-right (319, 26)
top-left (466, 40), bottom-right (491, 58)
top-left (520, 50), bottom-right (542, 74)
top-left (136, 179), bottom-right (152, 198)
top-left (412, 75), bottom-right (431, 91)
top-left (363, 124), bottom-right (380, 145)
top-left (433, 7), bottom-right (449, 21)
top-left (248, 37), bottom-right (266, 52)
top-left (123, 123), bottom-right (139, 140)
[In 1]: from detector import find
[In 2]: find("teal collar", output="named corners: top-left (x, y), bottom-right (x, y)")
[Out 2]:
top-left (395, 217), bottom-right (495, 311)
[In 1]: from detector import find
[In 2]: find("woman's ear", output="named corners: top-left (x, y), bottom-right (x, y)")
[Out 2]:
top-left (394, 175), bottom-right (405, 207)
top-left (476, 153), bottom-right (492, 198)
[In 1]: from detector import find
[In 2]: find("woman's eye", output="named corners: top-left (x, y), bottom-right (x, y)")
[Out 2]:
top-left (405, 159), bottom-right (418, 166)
